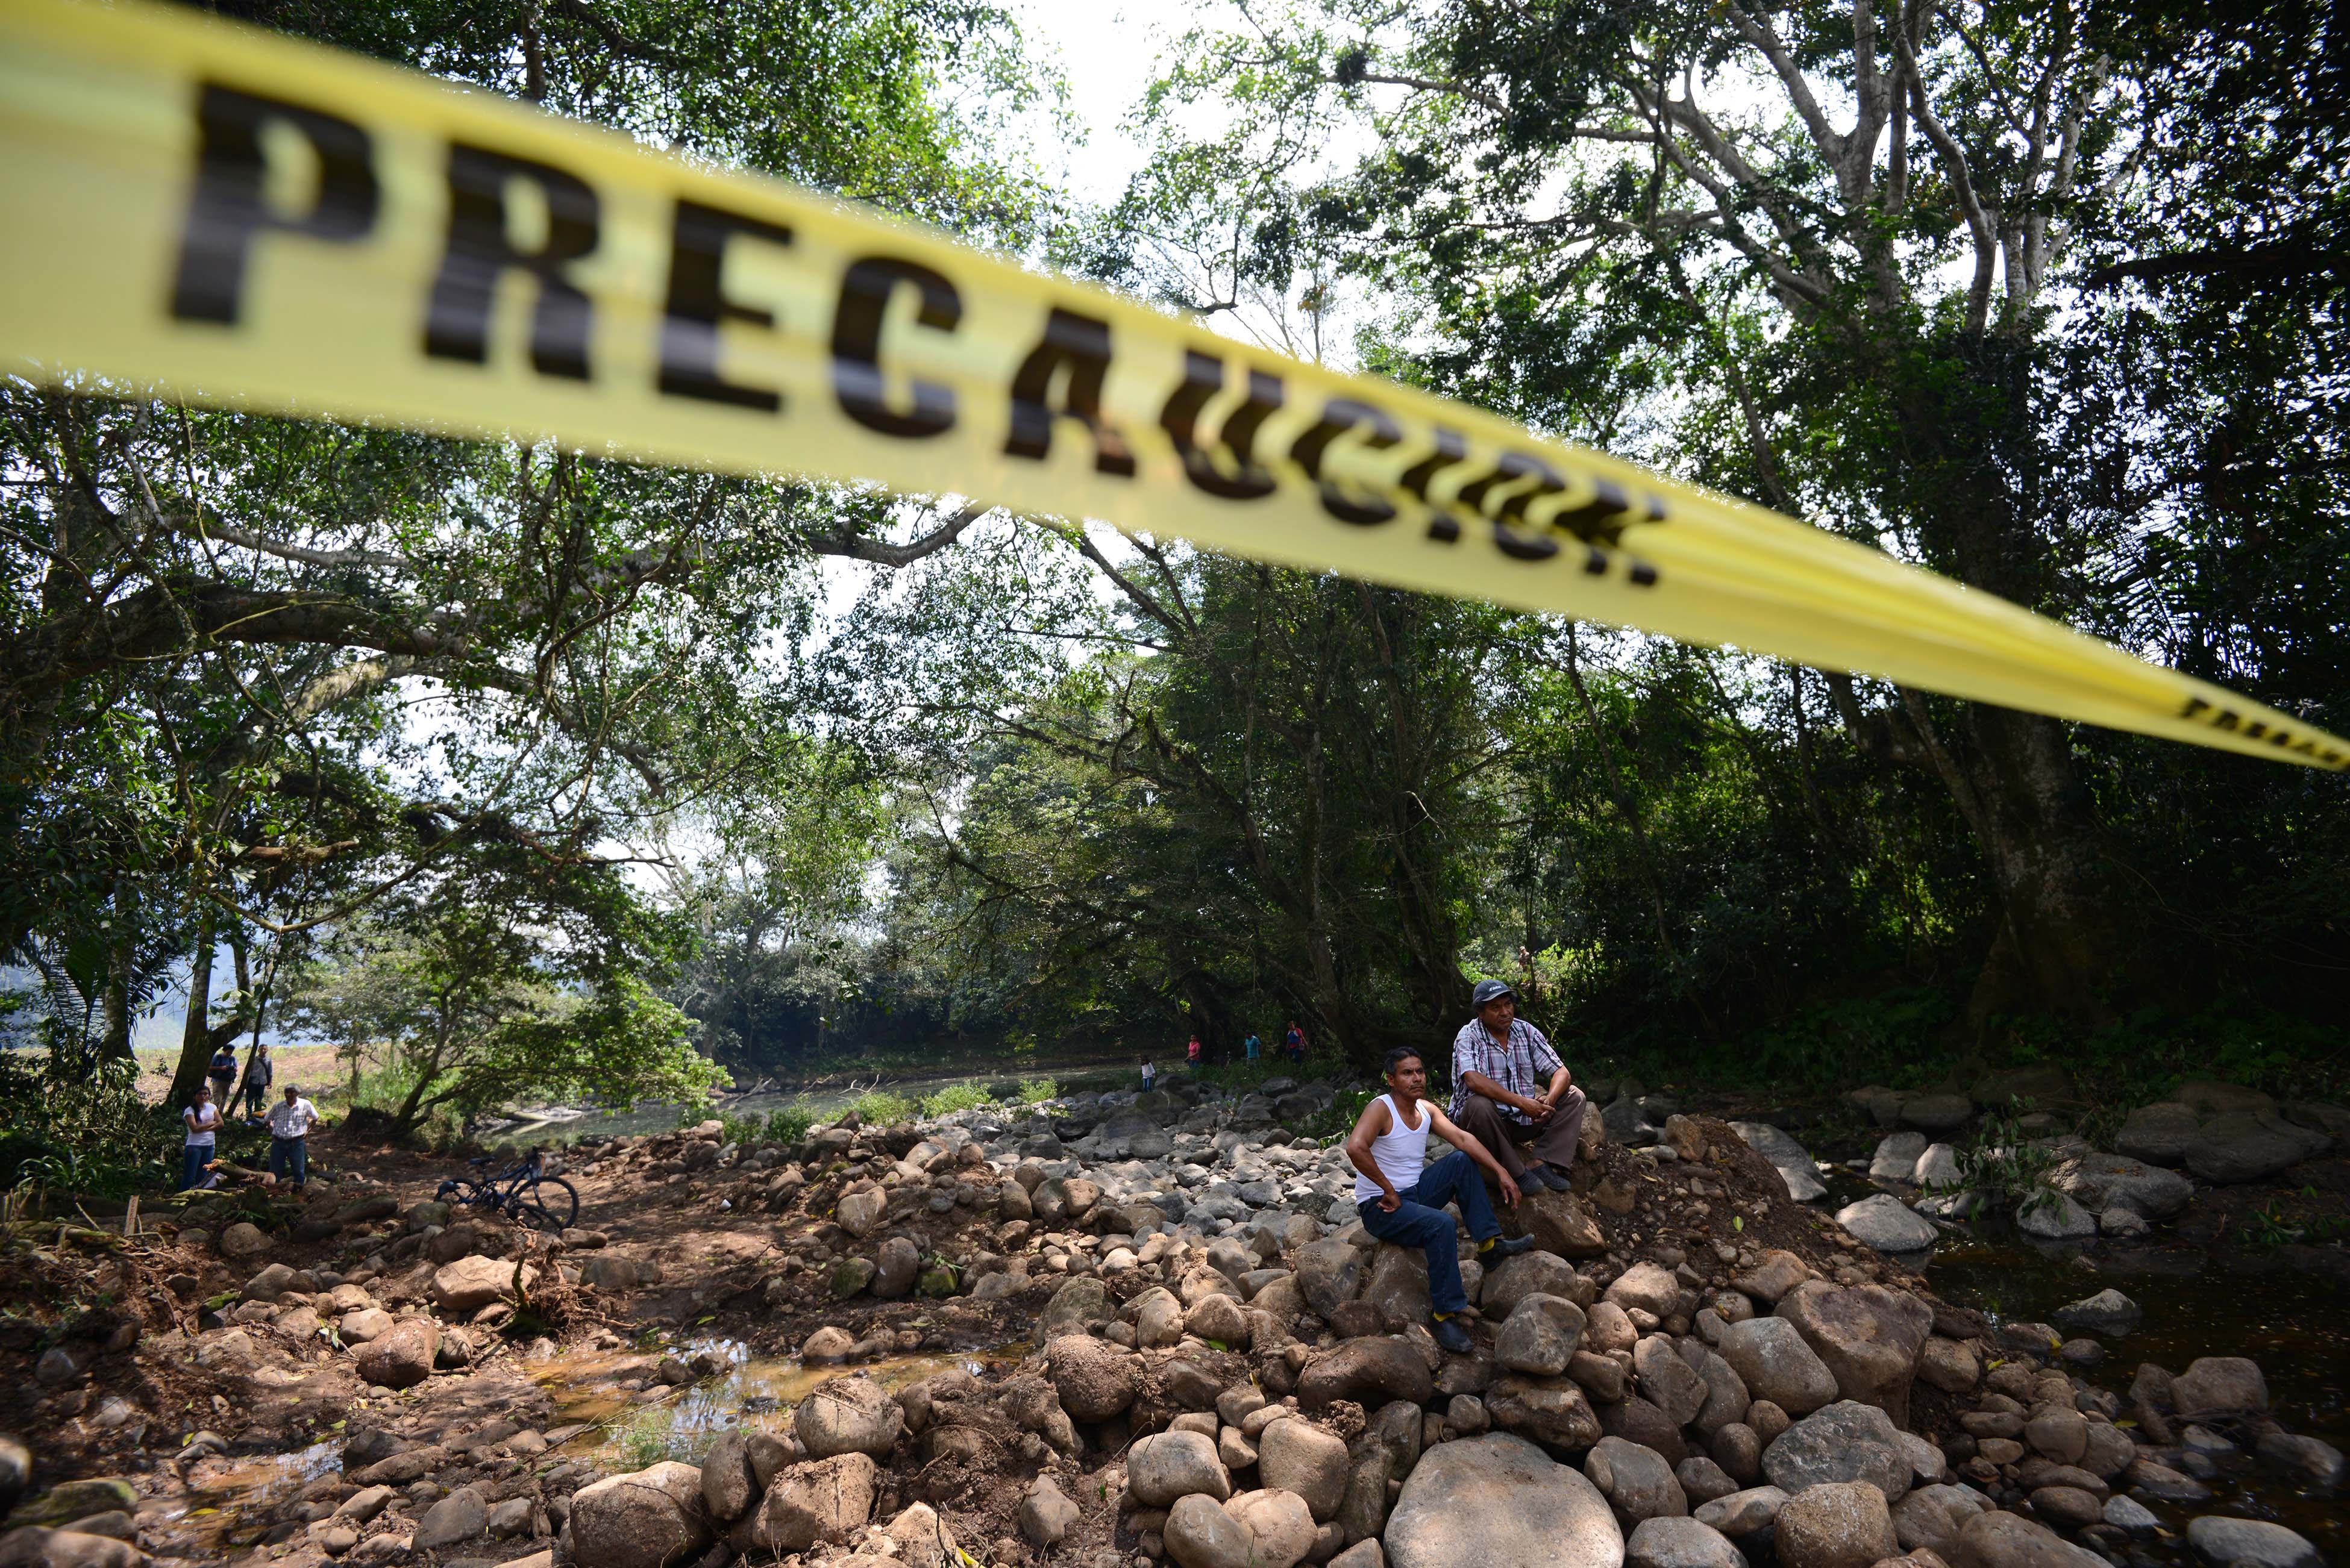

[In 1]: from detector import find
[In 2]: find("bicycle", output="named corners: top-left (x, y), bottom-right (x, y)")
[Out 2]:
top-left (434, 1148), bottom-right (578, 1234)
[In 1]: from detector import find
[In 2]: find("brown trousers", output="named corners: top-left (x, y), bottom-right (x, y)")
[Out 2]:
top-left (1455, 1087), bottom-right (1588, 1177)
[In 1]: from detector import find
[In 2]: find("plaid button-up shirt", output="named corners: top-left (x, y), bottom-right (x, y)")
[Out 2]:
top-left (1449, 1017), bottom-right (1564, 1125)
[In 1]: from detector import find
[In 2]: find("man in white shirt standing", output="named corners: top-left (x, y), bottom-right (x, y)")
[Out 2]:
top-left (265, 1084), bottom-right (327, 1192)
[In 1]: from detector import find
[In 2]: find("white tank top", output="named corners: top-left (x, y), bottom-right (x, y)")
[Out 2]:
top-left (1353, 1093), bottom-right (1429, 1202)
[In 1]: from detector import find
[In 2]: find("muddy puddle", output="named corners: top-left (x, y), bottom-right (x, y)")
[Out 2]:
top-left (525, 1338), bottom-right (1032, 1468)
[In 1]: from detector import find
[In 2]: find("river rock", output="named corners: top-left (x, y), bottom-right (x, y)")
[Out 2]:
top-left (1188, 1291), bottom-right (1251, 1346)
top-left (1490, 1373), bottom-right (1605, 1449)
top-left (1299, 1337), bottom-right (1433, 1408)
top-left (1952, 1509), bottom-right (2106, 1568)
top-left (2184, 1516), bottom-right (2323, 1568)
top-left (571, 1461), bottom-right (712, 1568)
top-left (1889, 1482), bottom-right (1988, 1557)
top-left (1870, 1134), bottom-right (1928, 1181)
top-left (1586, 1435), bottom-right (1687, 1523)
top-left (1775, 1281), bottom-right (1933, 1425)
top-left (835, 1185), bottom-right (888, 1237)
top-left (1511, 1189), bottom-right (1609, 1257)
top-left (1694, 1486), bottom-right (1786, 1537)
top-left (1293, 1236), bottom-right (1371, 1318)
top-left (1384, 1432), bottom-right (1622, 1568)
top-left (1257, 1418), bottom-right (1349, 1521)
top-left (1045, 1334), bottom-right (1140, 1421)
top-left (431, 1255), bottom-right (534, 1314)
top-left (414, 1485), bottom-right (487, 1550)
top-left (2170, 1356), bottom-right (2268, 1420)
top-left (354, 1318), bottom-right (437, 1388)
top-left (700, 1431), bottom-right (759, 1523)
top-left (2255, 1431), bottom-right (2345, 1490)
top-left (1763, 1401), bottom-right (1912, 1502)
top-left (2046, 1154), bottom-right (2193, 1221)
top-left (1495, 1294), bottom-right (1587, 1376)
top-left (1038, 1276), bottom-right (1115, 1337)
top-left (1900, 1093), bottom-right (1974, 1133)
top-left (871, 1236), bottom-right (919, 1299)
top-left (1019, 1477), bottom-right (1080, 1548)
top-left (1129, 1431), bottom-right (1233, 1506)
top-left (1634, 1336), bottom-right (1708, 1428)
top-left (1718, 1317), bottom-right (1838, 1415)
top-left (1731, 1125), bottom-right (1826, 1201)
top-left (1482, 1251), bottom-right (1593, 1317)
top-left (1585, 1299), bottom-right (1637, 1354)
top-left (1774, 1481), bottom-right (1897, 1568)
top-left (794, 1375), bottom-right (906, 1458)
top-left (2015, 1192), bottom-right (2097, 1241)
top-left (1226, 1488), bottom-right (1317, 1568)
top-left (1693, 1351), bottom-right (1749, 1434)
top-left (1605, 1262), bottom-right (1681, 1318)
top-left (2186, 1111), bottom-right (2325, 1183)
top-left (1625, 1516), bottom-right (1741, 1568)
top-left (1833, 1195), bottom-right (1937, 1253)
top-left (751, 1454), bottom-right (878, 1553)
top-left (1165, 1492), bottom-right (1255, 1568)
top-left (1913, 1143), bottom-right (1963, 1188)
top-left (2052, 1288), bottom-right (2140, 1335)
top-left (1731, 1251), bottom-right (1811, 1306)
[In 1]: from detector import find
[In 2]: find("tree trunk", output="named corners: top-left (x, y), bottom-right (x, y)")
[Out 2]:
top-left (167, 910), bottom-right (219, 1111)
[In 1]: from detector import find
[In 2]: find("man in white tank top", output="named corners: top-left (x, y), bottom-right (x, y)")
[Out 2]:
top-left (1344, 1045), bottom-right (1537, 1354)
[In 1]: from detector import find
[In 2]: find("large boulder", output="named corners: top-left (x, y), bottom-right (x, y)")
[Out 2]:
top-left (750, 1454), bottom-right (878, 1554)
top-left (354, 1318), bottom-right (438, 1388)
top-left (1731, 1252), bottom-right (1812, 1307)
top-left (1257, 1419), bottom-right (1349, 1522)
top-left (1045, 1334), bottom-right (1141, 1421)
top-left (2116, 1102), bottom-right (2201, 1165)
top-left (1717, 1318), bottom-right (1837, 1416)
top-left (1762, 1402), bottom-right (1913, 1502)
top-left (2016, 1193), bottom-right (2098, 1242)
top-left (1384, 1432), bottom-right (1624, 1568)
top-left (1775, 1282), bottom-right (1932, 1425)
top-left (1832, 1195), bottom-right (1937, 1254)
top-left (1361, 1246), bottom-right (1432, 1328)
top-left (1496, 1295), bottom-right (1588, 1377)
top-left (2183, 1517), bottom-right (2323, 1568)
top-left (1603, 1263), bottom-right (1681, 1319)
top-left (1890, 1483), bottom-right (1990, 1557)
top-left (2186, 1112), bottom-right (2326, 1184)
top-left (1633, 1337), bottom-right (1708, 1428)
top-left (1482, 1252), bottom-right (1594, 1317)
top-left (430, 1255), bottom-right (535, 1314)
top-left (794, 1375), bottom-right (905, 1459)
top-left (1730, 1125), bottom-right (1826, 1202)
top-left (570, 1461), bottom-right (711, 1568)
top-left (1299, 1337), bottom-right (1434, 1409)
top-left (699, 1432), bottom-right (759, 1525)
top-left (1773, 1481), bottom-right (1898, 1568)
top-left (1128, 1430), bottom-right (1232, 1507)
top-left (2045, 1154), bottom-right (2193, 1221)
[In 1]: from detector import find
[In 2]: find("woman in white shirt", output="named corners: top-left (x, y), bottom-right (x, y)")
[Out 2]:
top-left (180, 1084), bottom-right (224, 1190)
top-left (1344, 1045), bottom-right (1535, 1354)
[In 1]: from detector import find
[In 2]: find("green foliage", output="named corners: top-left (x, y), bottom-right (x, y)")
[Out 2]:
top-left (764, 1102), bottom-right (819, 1145)
top-left (846, 1090), bottom-right (916, 1126)
top-left (1955, 1105), bottom-right (2063, 1219)
top-left (918, 1082), bottom-right (994, 1117)
top-left (0, 1054), bottom-right (169, 1198)
top-left (1018, 1078), bottom-right (1059, 1105)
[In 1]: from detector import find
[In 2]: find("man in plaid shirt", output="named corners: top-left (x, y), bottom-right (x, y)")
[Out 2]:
top-left (1447, 979), bottom-right (1588, 1192)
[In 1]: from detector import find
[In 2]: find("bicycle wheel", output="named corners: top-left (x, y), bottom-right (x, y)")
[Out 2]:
top-left (513, 1176), bottom-right (577, 1232)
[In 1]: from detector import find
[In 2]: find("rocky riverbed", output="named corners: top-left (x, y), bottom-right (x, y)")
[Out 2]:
top-left (0, 1067), bottom-right (2342, 1568)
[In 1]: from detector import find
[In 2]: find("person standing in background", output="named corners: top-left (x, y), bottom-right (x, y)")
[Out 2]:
top-left (180, 1084), bottom-right (223, 1191)
top-left (207, 1044), bottom-right (237, 1109)
top-left (1285, 1020), bottom-right (1305, 1066)
top-left (1186, 1034), bottom-right (1202, 1070)
top-left (1245, 1031), bottom-right (1261, 1063)
top-left (241, 1041), bottom-right (274, 1119)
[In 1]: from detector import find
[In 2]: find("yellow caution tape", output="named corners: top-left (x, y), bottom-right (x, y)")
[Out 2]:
top-left (1, 0), bottom-right (2341, 768)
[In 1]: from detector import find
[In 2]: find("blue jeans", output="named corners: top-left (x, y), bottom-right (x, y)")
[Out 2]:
top-left (269, 1135), bottom-right (307, 1185)
top-left (1357, 1149), bottom-right (1501, 1315)
top-left (180, 1145), bottom-right (212, 1190)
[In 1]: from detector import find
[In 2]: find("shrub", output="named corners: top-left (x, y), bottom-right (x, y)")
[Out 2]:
top-left (919, 1081), bottom-right (993, 1117)
top-left (847, 1089), bottom-right (915, 1126)
top-left (763, 1101), bottom-right (817, 1145)
top-left (1955, 1103), bottom-right (2063, 1219)
top-left (1018, 1077), bottom-right (1058, 1104)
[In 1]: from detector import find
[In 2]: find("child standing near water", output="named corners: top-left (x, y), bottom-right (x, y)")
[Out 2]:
top-left (1140, 1058), bottom-right (1156, 1093)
